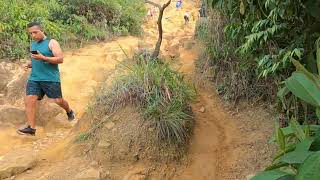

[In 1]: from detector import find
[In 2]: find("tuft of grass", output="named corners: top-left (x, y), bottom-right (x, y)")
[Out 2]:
top-left (75, 132), bottom-right (90, 143)
top-left (94, 56), bottom-right (196, 144)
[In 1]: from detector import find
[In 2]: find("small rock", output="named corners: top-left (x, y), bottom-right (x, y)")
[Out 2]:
top-left (148, 128), bottom-right (154, 132)
top-left (246, 174), bottom-right (255, 180)
top-left (98, 141), bottom-right (111, 148)
top-left (26, 170), bottom-right (32, 174)
top-left (10, 176), bottom-right (15, 180)
top-left (105, 121), bottom-right (115, 130)
top-left (199, 106), bottom-right (205, 113)
top-left (90, 161), bottom-right (98, 167)
top-left (133, 154), bottom-right (139, 161)
top-left (105, 170), bottom-right (111, 176)
top-left (75, 168), bottom-right (101, 180)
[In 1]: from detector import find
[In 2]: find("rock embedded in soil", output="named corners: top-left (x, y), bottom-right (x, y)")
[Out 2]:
top-left (123, 168), bottom-right (147, 180)
top-left (104, 121), bottom-right (115, 130)
top-left (74, 167), bottom-right (101, 180)
top-left (199, 106), bottom-right (205, 113)
top-left (5, 71), bottom-right (28, 104)
top-left (0, 105), bottom-right (26, 126)
top-left (98, 141), bottom-right (111, 149)
top-left (0, 149), bottom-right (37, 179)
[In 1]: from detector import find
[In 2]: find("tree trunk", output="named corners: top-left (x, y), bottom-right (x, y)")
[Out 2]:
top-left (145, 0), bottom-right (171, 60)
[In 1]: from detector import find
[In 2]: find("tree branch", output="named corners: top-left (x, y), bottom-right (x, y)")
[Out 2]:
top-left (145, 0), bottom-right (171, 59)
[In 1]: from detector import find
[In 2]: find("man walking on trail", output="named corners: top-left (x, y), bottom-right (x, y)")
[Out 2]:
top-left (176, 0), bottom-right (182, 10)
top-left (17, 22), bottom-right (75, 136)
top-left (184, 11), bottom-right (190, 24)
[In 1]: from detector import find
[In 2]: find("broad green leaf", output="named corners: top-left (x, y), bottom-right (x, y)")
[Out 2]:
top-left (278, 175), bottom-right (295, 180)
top-left (276, 127), bottom-right (286, 150)
top-left (277, 86), bottom-right (290, 109)
top-left (265, 162), bottom-right (289, 171)
top-left (296, 151), bottom-right (320, 180)
top-left (251, 170), bottom-right (292, 180)
top-left (273, 145), bottom-right (295, 161)
top-left (280, 150), bottom-right (314, 164)
top-left (285, 72), bottom-right (320, 107)
top-left (295, 139), bottom-right (313, 151)
top-left (270, 126), bottom-right (294, 143)
top-left (290, 118), bottom-right (305, 141)
top-left (291, 60), bottom-right (320, 89)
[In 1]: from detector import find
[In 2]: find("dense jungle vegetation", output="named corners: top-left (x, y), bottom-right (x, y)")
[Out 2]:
top-left (197, 0), bottom-right (320, 179)
top-left (0, 0), bottom-right (146, 59)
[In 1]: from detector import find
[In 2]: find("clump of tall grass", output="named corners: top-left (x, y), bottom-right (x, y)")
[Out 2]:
top-left (94, 55), bottom-right (196, 144)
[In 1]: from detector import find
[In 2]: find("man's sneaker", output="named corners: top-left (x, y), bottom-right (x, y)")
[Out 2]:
top-left (67, 110), bottom-right (76, 121)
top-left (17, 125), bottom-right (36, 136)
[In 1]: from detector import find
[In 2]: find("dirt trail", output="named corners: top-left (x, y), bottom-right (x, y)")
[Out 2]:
top-left (2, 0), bottom-right (275, 179)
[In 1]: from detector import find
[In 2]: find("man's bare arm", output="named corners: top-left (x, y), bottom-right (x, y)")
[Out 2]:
top-left (45, 39), bottom-right (64, 64)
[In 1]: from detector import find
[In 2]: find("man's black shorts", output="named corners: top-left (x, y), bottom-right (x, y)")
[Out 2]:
top-left (26, 80), bottom-right (62, 100)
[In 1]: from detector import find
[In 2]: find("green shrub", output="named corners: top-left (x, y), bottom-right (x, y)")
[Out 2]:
top-left (200, 0), bottom-right (320, 123)
top-left (195, 18), bottom-right (210, 43)
top-left (0, 0), bottom-right (146, 59)
top-left (94, 57), bottom-right (196, 144)
top-left (252, 119), bottom-right (320, 180)
top-left (195, 11), bottom-right (275, 103)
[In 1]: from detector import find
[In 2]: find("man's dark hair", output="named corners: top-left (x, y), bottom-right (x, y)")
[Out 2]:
top-left (27, 22), bottom-right (43, 30)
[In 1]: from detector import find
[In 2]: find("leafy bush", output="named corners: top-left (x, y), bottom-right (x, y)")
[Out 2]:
top-left (195, 10), bottom-right (275, 102)
top-left (94, 56), bottom-right (196, 144)
top-left (0, 0), bottom-right (146, 59)
top-left (207, 0), bottom-right (320, 78)
top-left (200, 0), bottom-right (320, 122)
top-left (201, 0), bottom-right (320, 178)
top-left (252, 119), bottom-right (320, 180)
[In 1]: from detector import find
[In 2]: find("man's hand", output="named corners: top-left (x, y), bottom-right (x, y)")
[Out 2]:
top-left (31, 51), bottom-right (47, 61)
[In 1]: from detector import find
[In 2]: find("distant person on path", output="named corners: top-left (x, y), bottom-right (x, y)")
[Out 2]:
top-left (147, 7), bottom-right (156, 19)
top-left (17, 22), bottom-right (75, 136)
top-left (176, 0), bottom-right (182, 10)
top-left (184, 11), bottom-right (190, 24)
